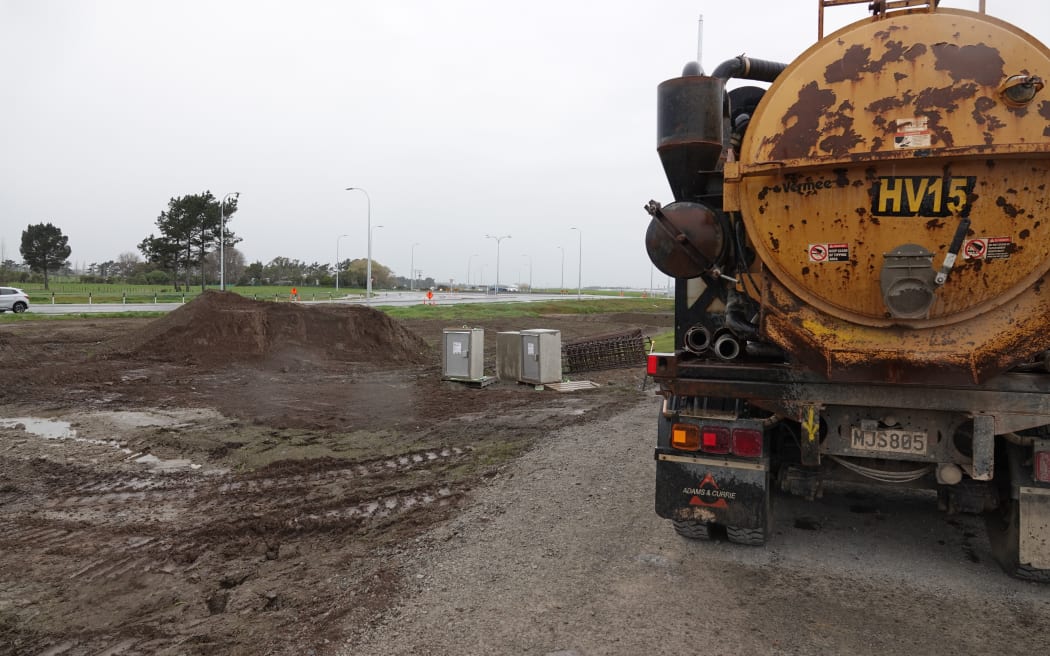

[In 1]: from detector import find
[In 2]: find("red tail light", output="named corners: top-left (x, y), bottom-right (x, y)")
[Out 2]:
top-left (1035, 451), bottom-right (1050, 483)
top-left (732, 428), bottom-right (763, 458)
top-left (700, 426), bottom-right (730, 454)
top-left (646, 354), bottom-right (659, 375)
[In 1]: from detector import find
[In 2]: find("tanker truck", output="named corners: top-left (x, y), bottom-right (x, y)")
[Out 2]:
top-left (645, 0), bottom-right (1050, 580)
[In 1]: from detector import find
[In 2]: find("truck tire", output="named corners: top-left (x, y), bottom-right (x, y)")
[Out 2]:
top-left (987, 499), bottom-right (1050, 583)
top-left (726, 526), bottom-right (766, 546)
top-left (673, 520), bottom-right (711, 540)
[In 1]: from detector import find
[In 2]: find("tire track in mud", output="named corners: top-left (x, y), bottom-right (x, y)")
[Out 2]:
top-left (0, 445), bottom-right (474, 655)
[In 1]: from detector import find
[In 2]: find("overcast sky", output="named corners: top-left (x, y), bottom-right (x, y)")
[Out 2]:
top-left (2, 1), bottom-right (1046, 289)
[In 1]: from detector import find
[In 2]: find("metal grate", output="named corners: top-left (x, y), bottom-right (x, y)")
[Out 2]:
top-left (561, 329), bottom-right (649, 373)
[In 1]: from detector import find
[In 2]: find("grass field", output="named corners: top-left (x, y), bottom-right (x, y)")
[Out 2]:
top-left (0, 281), bottom-right (666, 306)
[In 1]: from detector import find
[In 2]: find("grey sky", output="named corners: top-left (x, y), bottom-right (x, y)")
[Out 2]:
top-left (2, 1), bottom-right (1045, 288)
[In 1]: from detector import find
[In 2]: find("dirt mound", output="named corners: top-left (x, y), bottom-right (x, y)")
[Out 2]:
top-left (120, 291), bottom-right (431, 365)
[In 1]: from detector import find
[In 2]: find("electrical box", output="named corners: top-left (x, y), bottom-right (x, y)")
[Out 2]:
top-left (520, 329), bottom-right (562, 384)
top-left (496, 331), bottom-right (521, 381)
top-left (443, 328), bottom-right (484, 380)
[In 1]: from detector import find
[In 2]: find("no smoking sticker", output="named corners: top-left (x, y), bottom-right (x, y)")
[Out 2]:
top-left (808, 243), bottom-right (849, 263)
top-left (963, 239), bottom-right (987, 259)
top-left (963, 236), bottom-right (1012, 260)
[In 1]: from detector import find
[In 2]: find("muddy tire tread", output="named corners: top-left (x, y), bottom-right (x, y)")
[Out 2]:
top-left (673, 520), bottom-right (711, 540)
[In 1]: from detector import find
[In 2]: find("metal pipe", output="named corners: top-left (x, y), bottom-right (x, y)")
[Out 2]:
top-left (711, 55), bottom-right (788, 82)
top-left (714, 332), bottom-right (742, 360)
top-left (745, 341), bottom-right (785, 360)
top-left (684, 325), bottom-right (712, 354)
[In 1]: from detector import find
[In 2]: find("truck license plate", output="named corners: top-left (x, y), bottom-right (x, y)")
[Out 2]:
top-left (850, 426), bottom-right (927, 456)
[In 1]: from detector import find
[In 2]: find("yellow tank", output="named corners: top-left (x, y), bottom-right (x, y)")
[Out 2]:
top-left (722, 6), bottom-right (1050, 383)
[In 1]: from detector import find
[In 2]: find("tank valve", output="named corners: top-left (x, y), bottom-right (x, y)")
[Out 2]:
top-left (880, 244), bottom-right (937, 319)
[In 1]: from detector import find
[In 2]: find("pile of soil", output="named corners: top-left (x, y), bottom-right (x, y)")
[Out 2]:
top-left (118, 291), bottom-right (432, 365)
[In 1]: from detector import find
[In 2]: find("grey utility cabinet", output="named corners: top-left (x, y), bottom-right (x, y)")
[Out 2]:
top-left (496, 331), bottom-right (521, 381)
top-left (443, 328), bottom-right (484, 380)
top-left (520, 329), bottom-right (562, 384)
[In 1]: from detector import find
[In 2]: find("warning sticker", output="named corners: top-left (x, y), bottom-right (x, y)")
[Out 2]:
top-left (986, 237), bottom-right (1012, 260)
top-left (808, 243), bottom-right (849, 262)
top-left (894, 116), bottom-right (932, 149)
top-left (963, 237), bottom-right (1012, 260)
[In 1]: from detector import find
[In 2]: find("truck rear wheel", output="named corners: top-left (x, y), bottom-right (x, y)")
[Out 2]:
top-left (987, 499), bottom-right (1050, 583)
top-left (672, 520), bottom-right (711, 540)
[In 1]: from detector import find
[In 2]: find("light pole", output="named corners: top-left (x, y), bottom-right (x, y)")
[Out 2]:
top-left (570, 227), bottom-right (582, 300)
top-left (345, 187), bottom-right (373, 302)
top-left (335, 234), bottom-right (349, 291)
top-left (220, 191), bottom-right (239, 291)
top-left (410, 242), bottom-right (420, 291)
top-left (485, 234), bottom-right (511, 295)
top-left (467, 253), bottom-right (479, 290)
top-left (371, 225), bottom-right (384, 296)
top-left (557, 245), bottom-right (564, 292)
top-left (521, 254), bottom-right (532, 293)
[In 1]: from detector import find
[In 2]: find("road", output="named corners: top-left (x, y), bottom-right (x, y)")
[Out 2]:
top-left (23, 290), bottom-right (633, 314)
top-left (348, 395), bottom-right (1050, 656)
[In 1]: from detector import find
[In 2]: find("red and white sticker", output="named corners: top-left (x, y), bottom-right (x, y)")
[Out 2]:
top-left (963, 237), bottom-right (1012, 260)
top-left (963, 238), bottom-right (987, 259)
top-left (808, 243), bottom-right (849, 262)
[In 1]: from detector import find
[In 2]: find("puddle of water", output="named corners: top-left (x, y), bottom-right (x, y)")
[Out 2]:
top-left (1, 416), bottom-right (202, 472)
top-left (0, 417), bottom-right (76, 439)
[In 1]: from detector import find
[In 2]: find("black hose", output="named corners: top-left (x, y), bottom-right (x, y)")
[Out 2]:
top-left (725, 287), bottom-right (758, 339)
top-left (711, 56), bottom-right (788, 83)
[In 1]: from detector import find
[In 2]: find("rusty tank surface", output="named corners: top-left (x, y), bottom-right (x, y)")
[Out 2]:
top-left (645, 0), bottom-right (1050, 582)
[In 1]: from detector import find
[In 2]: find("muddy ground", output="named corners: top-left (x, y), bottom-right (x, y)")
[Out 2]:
top-left (0, 293), bottom-right (670, 655)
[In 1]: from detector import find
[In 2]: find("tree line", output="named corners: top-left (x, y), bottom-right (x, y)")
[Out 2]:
top-left (3, 192), bottom-right (436, 290)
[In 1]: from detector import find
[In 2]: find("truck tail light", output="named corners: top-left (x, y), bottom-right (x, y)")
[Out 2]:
top-left (1035, 451), bottom-right (1050, 483)
top-left (671, 423), bottom-right (700, 451)
top-left (700, 426), bottom-right (730, 454)
top-left (646, 354), bottom-right (662, 375)
top-left (732, 428), bottom-right (763, 458)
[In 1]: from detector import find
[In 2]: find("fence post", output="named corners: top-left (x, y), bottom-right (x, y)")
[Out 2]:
top-left (88, 292), bottom-right (92, 305)
top-left (122, 292), bottom-right (126, 305)
top-left (154, 293), bottom-right (157, 303)
top-left (51, 292), bottom-right (55, 305)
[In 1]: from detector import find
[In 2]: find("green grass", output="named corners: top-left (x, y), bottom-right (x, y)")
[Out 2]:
top-left (650, 330), bottom-right (675, 352)
top-left (0, 311), bottom-right (167, 322)
top-left (0, 283), bottom-right (365, 305)
top-left (382, 297), bottom-right (672, 321)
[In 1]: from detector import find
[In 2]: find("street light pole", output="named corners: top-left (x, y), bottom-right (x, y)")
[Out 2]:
top-left (345, 187), bottom-right (373, 303)
top-left (467, 253), bottom-right (479, 290)
top-left (220, 191), bottom-right (239, 291)
top-left (570, 227), bottom-right (582, 300)
top-left (485, 234), bottom-right (511, 295)
top-left (521, 254), bottom-right (532, 293)
top-left (335, 234), bottom-right (349, 291)
top-left (371, 225), bottom-right (384, 296)
top-left (557, 246), bottom-right (564, 291)
top-left (410, 242), bottom-right (420, 291)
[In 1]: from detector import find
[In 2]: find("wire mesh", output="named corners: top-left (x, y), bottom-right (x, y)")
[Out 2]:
top-left (561, 328), bottom-right (648, 373)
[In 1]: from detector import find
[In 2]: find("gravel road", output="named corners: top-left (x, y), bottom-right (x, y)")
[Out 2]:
top-left (348, 393), bottom-right (1050, 656)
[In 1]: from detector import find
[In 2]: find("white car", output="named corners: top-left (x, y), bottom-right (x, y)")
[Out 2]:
top-left (0, 287), bottom-right (30, 313)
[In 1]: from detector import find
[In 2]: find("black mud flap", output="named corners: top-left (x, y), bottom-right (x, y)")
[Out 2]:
top-left (655, 451), bottom-right (769, 529)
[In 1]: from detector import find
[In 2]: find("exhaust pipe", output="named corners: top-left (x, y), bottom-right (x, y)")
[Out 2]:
top-left (684, 325), bottom-right (712, 354)
top-left (714, 332), bottom-right (741, 360)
